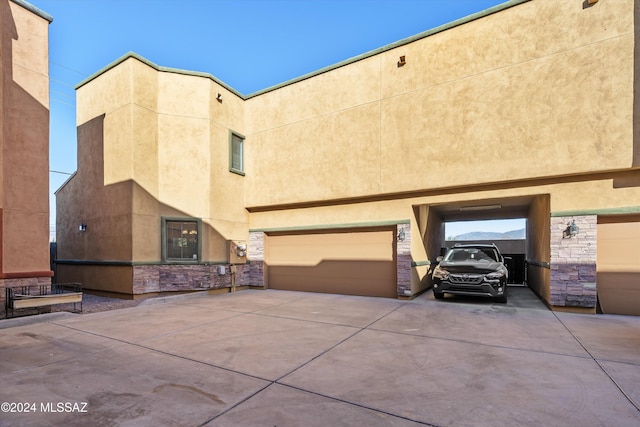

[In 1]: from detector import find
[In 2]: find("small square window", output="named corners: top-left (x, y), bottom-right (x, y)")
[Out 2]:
top-left (230, 132), bottom-right (245, 175)
top-left (162, 218), bottom-right (201, 262)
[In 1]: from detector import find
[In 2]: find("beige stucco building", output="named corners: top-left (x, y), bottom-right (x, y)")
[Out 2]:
top-left (0, 0), bottom-right (53, 304)
top-left (57, 0), bottom-right (640, 315)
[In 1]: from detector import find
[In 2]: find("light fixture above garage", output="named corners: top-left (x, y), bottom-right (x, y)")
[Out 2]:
top-left (397, 227), bottom-right (406, 241)
top-left (459, 204), bottom-right (502, 212)
top-left (563, 219), bottom-right (579, 238)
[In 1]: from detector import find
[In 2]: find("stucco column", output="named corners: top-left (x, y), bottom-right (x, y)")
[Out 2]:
top-left (549, 215), bottom-right (597, 308)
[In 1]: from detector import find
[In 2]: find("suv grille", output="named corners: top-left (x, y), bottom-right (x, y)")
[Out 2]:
top-left (449, 274), bottom-right (483, 285)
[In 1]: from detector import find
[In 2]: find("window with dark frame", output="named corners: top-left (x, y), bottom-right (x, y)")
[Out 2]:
top-left (165, 220), bottom-right (199, 261)
top-left (230, 132), bottom-right (244, 174)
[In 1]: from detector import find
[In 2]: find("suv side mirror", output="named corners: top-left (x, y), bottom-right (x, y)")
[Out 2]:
top-left (436, 256), bottom-right (443, 263)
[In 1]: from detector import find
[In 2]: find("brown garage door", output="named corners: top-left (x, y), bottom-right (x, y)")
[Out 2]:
top-left (265, 228), bottom-right (397, 298)
top-left (597, 215), bottom-right (640, 315)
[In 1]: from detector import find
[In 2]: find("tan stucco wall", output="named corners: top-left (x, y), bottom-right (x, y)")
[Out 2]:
top-left (527, 194), bottom-right (551, 301)
top-left (56, 115), bottom-right (134, 262)
top-left (248, 178), bottom-right (640, 233)
top-left (244, 0), bottom-right (635, 208)
top-left (248, 176), bottom-right (640, 292)
top-left (56, 264), bottom-right (133, 295)
top-left (59, 56), bottom-right (248, 269)
top-left (1, 0), bottom-right (51, 276)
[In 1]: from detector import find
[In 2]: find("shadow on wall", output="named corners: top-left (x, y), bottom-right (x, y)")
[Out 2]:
top-left (267, 259), bottom-right (397, 298)
top-left (55, 114), bottom-right (233, 263)
top-left (0, 0), bottom-right (52, 282)
top-left (597, 272), bottom-right (640, 316)
top-left (53, 114), bottom-right (248, 294)
top-left (415, 262), bottom-right (436, 292)
top-left (54, 179), bottom-right (257, 295)
top-left (635, 0), bottom-right (640, 167)
top-left (54, 176), bottom-right (240, 294)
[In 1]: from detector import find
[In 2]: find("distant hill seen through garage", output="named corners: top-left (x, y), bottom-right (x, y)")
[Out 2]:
top-left (448, 228), bottom-right (526, 241)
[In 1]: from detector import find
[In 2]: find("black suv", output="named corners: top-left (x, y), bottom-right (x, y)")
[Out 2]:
top-left (432, 243), bottom-right (508, 303)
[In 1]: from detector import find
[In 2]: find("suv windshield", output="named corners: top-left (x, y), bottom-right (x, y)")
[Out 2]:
top-left (444, 247), bottom-right (499, 263)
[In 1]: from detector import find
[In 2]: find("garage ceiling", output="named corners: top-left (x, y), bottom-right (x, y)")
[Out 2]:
top-left (428, 196), bottom-right (536, 222)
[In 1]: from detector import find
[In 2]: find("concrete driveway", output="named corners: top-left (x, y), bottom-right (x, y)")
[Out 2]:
top-left (1, 287), bottom-right (639, 426)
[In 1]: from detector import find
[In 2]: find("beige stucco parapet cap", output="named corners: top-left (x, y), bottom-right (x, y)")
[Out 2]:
top-left (75, 0), bottom-right (529, 98)
top-left (247, 0), bottom-right (530, 98)
top-left (551, 207), bottom-right (640, 217)
top-left (10, 0), bottom-right (53, 22)
top-left (74, 52), bottom-right (244, 98)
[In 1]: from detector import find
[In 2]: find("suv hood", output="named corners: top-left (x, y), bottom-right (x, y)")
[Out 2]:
top-left (438, 261), bottom-right (504, 274)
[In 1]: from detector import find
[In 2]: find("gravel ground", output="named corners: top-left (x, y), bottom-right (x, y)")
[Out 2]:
top-left (65, 293), bottom-right (149, 314)
top-left (2, 292), bottom-right (162, 319)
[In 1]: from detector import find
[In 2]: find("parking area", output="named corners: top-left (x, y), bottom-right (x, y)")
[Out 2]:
top-left (1, 286), bottom-right (639, 426)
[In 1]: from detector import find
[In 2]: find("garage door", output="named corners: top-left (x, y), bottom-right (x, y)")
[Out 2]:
top-left (265, 228), bottom-right (397, 298)
top-left (597, 216), bottom-right (640, 315)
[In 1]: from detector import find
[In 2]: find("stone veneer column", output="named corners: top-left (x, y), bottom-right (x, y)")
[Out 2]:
top-left (236, 231), bottom-right (265, 288)
top-left (396, 223), bottom-right (412, 297)
top-left (549, 215), bottom-right (597, 308)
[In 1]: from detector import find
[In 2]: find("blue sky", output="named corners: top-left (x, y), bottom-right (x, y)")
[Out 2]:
top-left (446, 219), bottom-right (526, 239)
top-left (27, 0), bottom-right (511, 238)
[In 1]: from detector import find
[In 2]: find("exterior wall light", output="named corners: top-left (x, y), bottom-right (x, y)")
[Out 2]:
top-left (563, 220), bottom-right (579, 238)
top-left (397, 55), bottom-right (406, 67)
top-left (216, 93), bottom-right (223, 103)
top-left (397, 227), bottom-right (406, 241)
top-left (79, 223), bottom-right (87, 232)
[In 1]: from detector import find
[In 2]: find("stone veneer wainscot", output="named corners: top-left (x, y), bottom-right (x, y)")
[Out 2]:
top-left (549, 215), bottom-right (597, 308)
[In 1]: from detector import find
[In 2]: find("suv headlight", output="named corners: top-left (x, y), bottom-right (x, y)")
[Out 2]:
top-left (485, 271), bottom-right (505, 280)
top-left (433, 266), bottom-right (449, 280)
